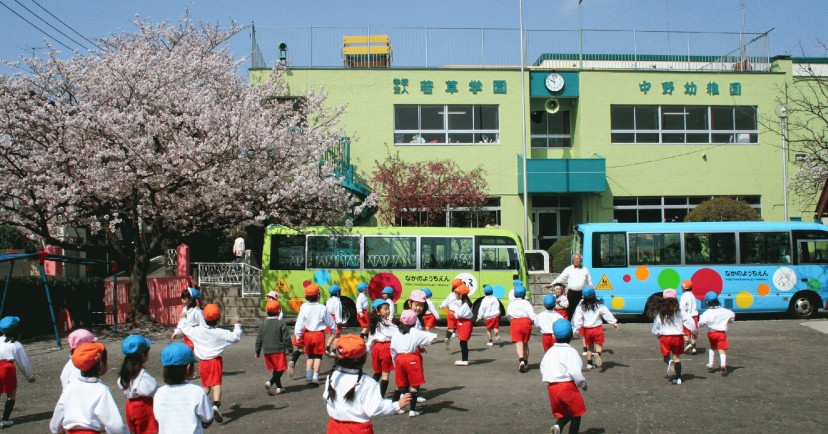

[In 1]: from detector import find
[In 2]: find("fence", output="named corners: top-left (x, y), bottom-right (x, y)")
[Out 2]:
top-left (195, 262), bottom-right (262, 297)
top-left (103, 276), bottom-right (191, 326)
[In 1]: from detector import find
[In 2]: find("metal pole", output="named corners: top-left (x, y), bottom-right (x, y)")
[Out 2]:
top-left (579, 0), bottom-right (584, 70)
top-left (0, 260), bottom-right (15, 317)
top-left (519, 0), bottom-right (529, 250)
top-left (781, 115), bottom-right (789, 221)
top-left (39, 262), bottom-right (62, 349)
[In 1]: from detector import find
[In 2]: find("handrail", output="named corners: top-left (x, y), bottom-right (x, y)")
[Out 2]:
top-left (194, 262), bottom-right (262, 298)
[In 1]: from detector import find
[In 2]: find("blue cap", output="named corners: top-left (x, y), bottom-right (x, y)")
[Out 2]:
top-left (543, 294), bottom-right (556, 309)
top-left (122, 335), bottom-right (151, 356)
top-left (422, 288), bottom-right (432, 298)
top-left (0, 317), bottom-right (19, 332)
top-left (513, 279), bottom-right (523, 286)
top-left (382, 286), bottom-right (394, 295)
top-left (372, 299), bottom-right (389, 310)
top-left (552, 319), bottom-right (573, 340)
top-left (704, 291), bottom-right (719, 303)
top-left (514, 285), bottom-right (526, 298)
top-left (188, 287), bottom-right (200, 299)
top-left (329, 285), bottom-right (341, 295)
top-left (357, 283), bottom-right (369, 292)
top-left (582, 287), bottom-right (596, 298)
top-left (161, 342), bottom-right (195, 367)
top-left (484, 285), bottom-right (493, 295)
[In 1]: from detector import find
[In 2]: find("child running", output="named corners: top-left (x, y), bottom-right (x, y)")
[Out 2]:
top-left (61, 329), bottom-right (98, 388)
top-left (50, 342), bottom-right (127, 433)
top-left (355, 282), bottom-right (371, 339)
top-left (571, 287), bottom-right (620, 370)
top-left (679, 280), bottom-right (700, 354)
top-left (178, 303), bottom-right (243, 422)
top-left (324, 335), bottom-right (412, 433)
top-left (153, 343), bottom-right (214, 433)
top-left (451, 285), bottom-right (474, 366)
top-left (391, 310), bottom-right (437, 417)
top-left (366, 299), bottom-right (397, 397)
top-left (0, 317), bottom-right (34, 428)
top-left (540, 319), bottom-right (588, 434)
top-left (440, 279), bottom-right (462, 349)
top-left (325, 285), bottom-right (345, 357)
top-left (506, 285), bottom-right (536, 373)
top-left (118, 335), bottom-right (158, 434)
top-left (295, 284), bottom-right (336, 386)
top-left (535, 294), bottom-right (565, 354)
top-left (256, 299), bottom-right (290, 395)
top-left (477, 285), bottom-right (502, 346)
top-left (421, 288), bottom-right (441, 332)
top-left (171, 287), bottom-right (206, 349)
top-left (651, 288), bottom-right (696, 385)
top-left (698, 291), bottom-right (735, 377)
top-left (266, 291), bottom-right (284, 320)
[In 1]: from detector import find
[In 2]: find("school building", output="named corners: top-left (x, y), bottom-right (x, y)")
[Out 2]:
top-left (248, 27), bottom-right (828, 251)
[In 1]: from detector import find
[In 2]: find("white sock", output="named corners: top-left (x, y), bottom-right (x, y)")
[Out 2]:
top-left (313, 372), bottom-right (319, 380)
top-left (708, 349), bottom-right (715, 365)
top-left (720, 354), bottom-right (727, 367)
top-left (306, 369), bottom-right (313, 379)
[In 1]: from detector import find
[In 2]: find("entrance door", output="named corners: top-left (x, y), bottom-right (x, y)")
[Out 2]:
top-left (533, 208), bottom-right (561, 251)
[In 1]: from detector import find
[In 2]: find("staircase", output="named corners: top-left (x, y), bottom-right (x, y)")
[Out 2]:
top-left (195, 262), bottom-right (265, 327)
top-left (320, 136), bottom-right (375, 224)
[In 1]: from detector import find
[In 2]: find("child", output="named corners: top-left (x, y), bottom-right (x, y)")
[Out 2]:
top-left (508, 279), bottom-right (523, 301)
top-left (118, 335), bottom-right (158, 434)
top-left (651, 289), bottom-right (696, 385)
top-left (366, 299), bottom-right (397, 397)
top-left (323, 335), bottom-right (411, 433)
top-left (325, 285), bottom-right (345, 357)
top-left (450, 285), bottom-right (474, 366)
top-left (540, 319), bottom-right (587, 434)
top-left (552, 284), bottom-right (570, 320)
top-left (390, 310), bottom-right (437, 417)
top-left (404, 290), bottom-right (428, 330)
top-left (355, 282), bottom-right (370, 339)
top-left (698, 291), bottom-right (735, 377)
top-left (440, 279), bottom-right (461, 350)
top-left (535, 294), bottom-right (565, 354)
top-left (506, 285), bottom-right (536, 373)
top-left (294, 284), bottom-right (336, 386)
top-left (50, 342), bottom-right (128, 433)
top-left (153, 343), bottom-right (214, 433)
top-left (572, 287), bottom-right (620, 370)
top-left (266, 291), bottom-right (284, 320)
top-left (421, 288), bottom-right (441, 332)
top-left (61, 329), bottom-right (97, 389)
top-left (178, 303), bottom-right (242, 422)
top-left (256, 299), bottom-right (290, 395)
top-left (381, 286), bottom-right (396, 319)
top-left (679, 280), bottom-right (699, 354)
top-left (171, 287), bottom-right (206, 349)
top-left (477, 285), bottom-right (502, 346)
top-left (0, 317), bottom-right (34, 428)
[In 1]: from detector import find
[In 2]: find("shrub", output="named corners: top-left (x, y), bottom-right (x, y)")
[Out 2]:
top-left (548, 236), bottom-right (572, 273)
top-left (685, 197), bottom-right (761, 222)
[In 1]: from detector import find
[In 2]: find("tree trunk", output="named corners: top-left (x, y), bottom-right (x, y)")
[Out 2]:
top-left (128, 242), bottom-right (152, 323)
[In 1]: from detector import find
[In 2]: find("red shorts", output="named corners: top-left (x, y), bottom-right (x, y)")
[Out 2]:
top-left (707, 331), bottom-right (729, 350)
top-left (547, 381), bottom-right (587, 418)
top-left (0, 360), bottom-right (17, 393)
top-left (555, 309), bottom-right (569, 320)
top-left (581, 326), bottom-right (605, 346)
top-left (264, 353), bottom-right (288, 372)
top-left (510, 318), bottom-right (533, 343)
top-left (423, 313), bottom-right (437, 329)
top-left (683, 316), bottom-right (699, 336)
top-left (327, 315), bottom-right (343, 335)
top-left (456, 318), bottom-right (473, 341)
top-left (485, 317), bottom-right (501, 329)
top-left (659, 335), bottom-right (685, 357)
top-left (371, 341), bottom-right (394, 373)
top-left (199, 356), bottom-right (223, 387)
top-left (68, 430), bottom-right (101, 434)
top-left (303, 330), bottom-right (326, 356)
top-left (183, 336), bottom-right (195, 351)
top-left (394, 353), bottom-right (426, 388)
top-left (542, 334), bottom-right (557, 353)
top-left (327, 419), bottom-right (374, 434)
top-left (357, 311), bottom-right (370, 328)
top-left (446, 311), bottom-right (457, 330)
top-left (125, 397), bottom-right (159, 434)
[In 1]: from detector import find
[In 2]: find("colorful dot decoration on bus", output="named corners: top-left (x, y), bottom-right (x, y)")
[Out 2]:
top-left (289, 297), bottom-right (304, 313)
top-left (367, 272), bottom-right (401, 302)
top-left (806, 278), bottom-right (821, 291)
top-left (757, 283), bottom-right (770, 297)
top-left (735, 291), bottom-right (753, 309)
top-left (314, 270), bottom-right (331, 286)
top-left (635, 266), bottom-right (649, 281)
top-left (611, 296), bottom-right (625, 310)
top-left (622, 274), bottom-right (632, 283)
top-left (657, 269), bottom-right (680, 291)
top-left (690, 268), bottom-right (724, 300)
top-left (337, 271), bottom-right (361, 296)
top-left (492, 284), bottom-right (506, 299)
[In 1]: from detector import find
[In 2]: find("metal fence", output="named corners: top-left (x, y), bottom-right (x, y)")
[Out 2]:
top-left (251, 26), bottom-right (771, 72)
top-left (195, 262), bottom-right (262, 297)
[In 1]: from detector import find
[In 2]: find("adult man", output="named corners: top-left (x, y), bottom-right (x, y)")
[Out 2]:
top-left (549, 254), bottom-right (593, 320)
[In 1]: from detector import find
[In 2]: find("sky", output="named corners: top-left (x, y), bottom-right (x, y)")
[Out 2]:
top-left (0, 0), bottom-right (825, 76)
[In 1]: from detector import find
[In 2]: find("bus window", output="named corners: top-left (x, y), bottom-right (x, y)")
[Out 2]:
top-left (798, 240), bottom-right (828, 264)
top-left (480, 246), bottom-right (520, 271)
top-left (307, 235), bottom-right (361, 269)
top-left (629, 233), bottom-right (681, 265)
top-left (594, 232), bottom-right (626, 267)
top-left (684, 232), bottom-right (736, 265)
top-left (739, 232), bottom-right (791, 264)
top-left (364, 236), bottom-right (417, 269)
top-left (420, 237), bottom-right (473, 269)
top-left (269, 234), bottom-right (306, 270)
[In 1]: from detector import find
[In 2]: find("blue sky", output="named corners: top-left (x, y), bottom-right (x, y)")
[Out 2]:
top-left (0, 0), bottom-right (825, 75)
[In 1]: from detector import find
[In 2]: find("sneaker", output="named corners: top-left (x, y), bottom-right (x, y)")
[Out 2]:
top-left (684, 342), bottom-right (693, 352)
top-left (666, 360), bottom-right (675, 377)
top-left (212, 405), bottom-right (224, 423)
top-left (0, 420), bottom-right (13, 428)
top-left (409, 410), bottom-right (421, 417)
top-left (690, 348), bottom-right (697, 355)
top-left (265, 381), bottom-right (276, 396)
top-left (518, 361), bottom-right (526, 373)
top-left (582, 350), bottom-right (588, 356)
top-left (672, 378), bottom-right (682, 385)
top-left (416, 396), bottom-right (426, 403)
top-left (395, 409), bottom-right (406, 415)
top-left (273, 387), bottom-right (285, 395)
top-left (495, 335), bottom-right (501, 344)
top-left (287, 361), bottom-right (295, 378)
top-left (454, 360), bottom-right (469, 366)
top-left (550, 424), bottom-right (561, 434)
top-left (311, 376), bottom-right (321, 385)
top-left (721, 366), bottom-right (728, 377)
top-left (486, 341), bottom-right (493, 346)
top-left (585, 364), bottom-right (594, 370)
top-left (593, 353), bottom-right (602, 368)
top-left (705, 363), bottom-right (715, 370)
top-left (444, 338), bottom-right (450, 351)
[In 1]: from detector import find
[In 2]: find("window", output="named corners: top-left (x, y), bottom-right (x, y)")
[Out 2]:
top-left (307, 236), bottom-right (361, 268)
top-left (420, 237), bottom-right (473, 269)
top-left (269, 235), bottom-right (306, 270)
top-left (530, 110), bottom-right (571, 148)
top-left (394, 105), bottom-right (499, 145)
top-left (364, 236), bottom-right (417, 269)
top-left (611, 105), bottom-right (758, 144)
top-left (398, 197), bottom-right (501, 228)
top-left (480, 246), bottom-right (520, 271)
top-left (739, 232), bottom-right (791, 264)
top-left (684, 232), bottom-right (736, 265)
top-left (614, 196), bottom-right (761, 223)
top-left (594, 232), bottom-right (627, 267)
top-left (798, 240), bottom-right (828, 264)
top-left (629, 233), bottom-right (681, 265)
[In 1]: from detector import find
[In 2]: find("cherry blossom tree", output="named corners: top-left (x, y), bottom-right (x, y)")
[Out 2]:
top-left (0, 18), bottom-right (365, 321)
top-left (372, 151), bottom-right (488, 226)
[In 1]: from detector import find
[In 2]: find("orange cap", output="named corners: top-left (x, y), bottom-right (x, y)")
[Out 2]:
top-left (72, 342), bottom-right (106, 372)
top-left (304, 284), bottom-right (321, 297)
top-left (203, 304), bottom-right (221, 322)
top-left (266, 300), bottom-right (281, 314)
top-left (335, 334), bottom-right (366, 359)
top-left (455, 285), bottom-right (470, 296)
top-left (681, 280), bottom-right (693, 290)
top-left (451, 278), bottom-right (463, 289)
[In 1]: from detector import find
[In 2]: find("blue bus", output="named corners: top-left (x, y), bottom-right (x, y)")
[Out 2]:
top-left (574, 221), bottom-right (828, 319)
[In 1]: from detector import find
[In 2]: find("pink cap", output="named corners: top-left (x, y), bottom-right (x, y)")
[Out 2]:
top-left (68, 329), bottom-right (98, 349)
top-left (266, 291), bottom-right (279, 300)
top-left (408, 290), bottom-right (427, 304)
top-left (400, 309), bottom-right (418, 326)
top-left (663, 288), bottom-right (677, 299)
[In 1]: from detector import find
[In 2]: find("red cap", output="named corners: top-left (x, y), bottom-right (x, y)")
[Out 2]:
top-left (305, 284), bottom-right (320, 297)
top-left (203, 304), bottom-right (221, 321)
top-left (451, 278), bottom-right (463, 289)
top-left (72, 342), bottom-right (106, 372)
top-left (266, 300), bottom-right (281, 314)
top-left (681, 280), bottom-right (693, 290)
top-left (335, 334), bottom-right (366, 359)
top-left (455, 285), bottom-right (470, 296)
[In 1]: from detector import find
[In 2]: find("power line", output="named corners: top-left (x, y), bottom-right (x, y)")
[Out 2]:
top-left (28, 0), bottom-right (102, 50)
top-left (12, 0), bottom-right (89, 50)
top-left (0, 0), bottom-right (75, 51)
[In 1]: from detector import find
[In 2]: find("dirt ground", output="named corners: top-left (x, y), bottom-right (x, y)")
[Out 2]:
top-left (10, 313), bottom-right (828, 433)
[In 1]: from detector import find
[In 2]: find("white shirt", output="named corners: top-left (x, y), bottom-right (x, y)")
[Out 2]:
top-left (553, 266), bottom-right (594, 292)
top-left (60, 358), bottom-right (81, 388)
top-left (366, 319), bottom-right (397, 353)
top-left (326, 297), bottom-right (344, 324)
top-left (478, 295), bottom-right (501, 320)
top-left (698, 306), bottom-right (735, 332)
top-left (179, 322), bottom-right (242, 360)
top-left (680, 292), bottom-right (699, 317)
top-left (324, 369), bottom-right (401, 423)
top-left (117, 368), bottom-right (158, 399)
top-left (173, 306), bottom-right (206, 338)
top-left (390, 328), bottom-right (437, 360)
top-left (386, 298), bottom-right (396, 319)
top-left (555, 294), bottom-right (569, 310)
top-left (572, 304), bottom-right (617, 331)
top-left (508, 289), bottom-right (516, 302)
top-left (50, 376), bottom-right (128, 434)
top-left (652, 311), bottom-right (697, 336)
top-left (356, 293), bottom-right (369, 315)
top-left (425, 299), bottom-right (441, 318)
top-left (506, 299), bottom-right (536, 321)
top-left (233, 237), bottom-right (245, 257)
top-left (295, 302), bottom-right (336, 338)
top-left (540, 343), bottom-right (587, 389)
top-left (534, 310), bottom-right (564, 334)
top-left (450, 299), bottom-right (473, 319)
top-left (0, 339), bottom-right (33, 379)
top-left (439, 292), bottom-right (456, 310)
top-left (154, 382), bottom-right (213, 434)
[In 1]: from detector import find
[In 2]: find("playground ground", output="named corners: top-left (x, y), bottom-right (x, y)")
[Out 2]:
top-left (12, 313), bottom-right (828, 433)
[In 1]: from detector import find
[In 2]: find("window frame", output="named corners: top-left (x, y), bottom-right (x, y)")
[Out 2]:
top-left (394, 104), bottom-right (500, 145)
top-left (610, 105), bottom-right (759, 145)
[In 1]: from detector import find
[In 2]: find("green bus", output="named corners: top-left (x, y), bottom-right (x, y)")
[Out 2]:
top-left (262, 225), bottom-right (528, 324)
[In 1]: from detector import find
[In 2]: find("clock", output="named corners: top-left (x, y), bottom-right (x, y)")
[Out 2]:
top-left (545, 72), bottom-right (565, 92)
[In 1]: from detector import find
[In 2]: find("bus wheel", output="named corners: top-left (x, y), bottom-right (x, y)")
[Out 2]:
top-left (789, 292), bottom-right (819, 319)
top-left (340, 296), bottom-right (359, 327)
